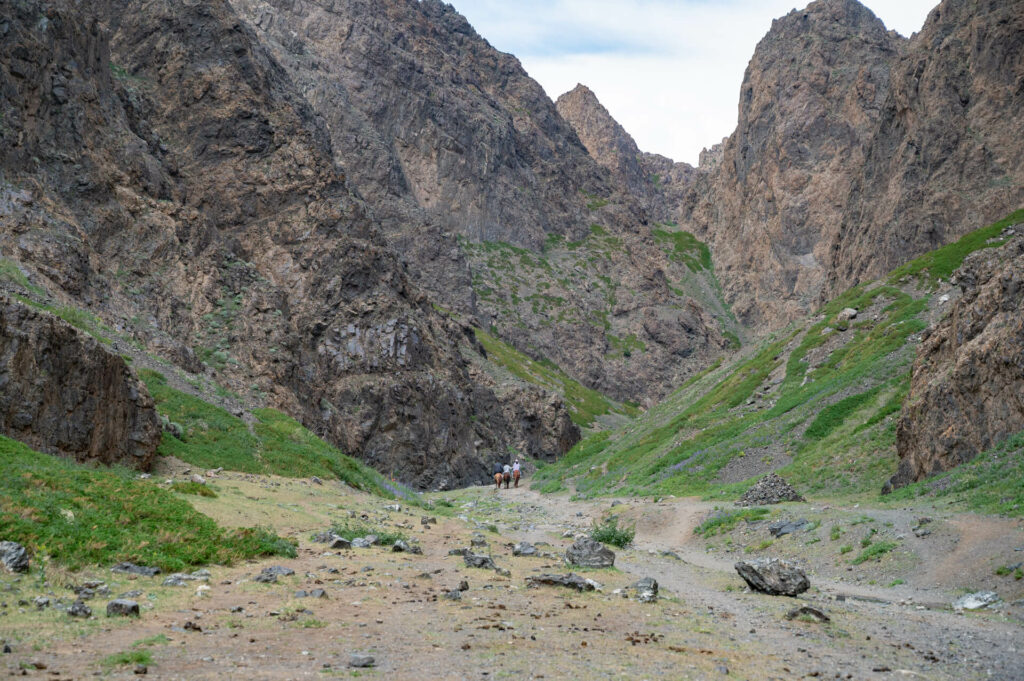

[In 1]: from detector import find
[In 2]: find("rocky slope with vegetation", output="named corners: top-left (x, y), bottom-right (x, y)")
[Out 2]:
top-left (891, 221), bottom-right (1024, 489)
top-left (0, 0), bottom-right (584, 489)
top-left (0, 295), bottom-right (159, 469)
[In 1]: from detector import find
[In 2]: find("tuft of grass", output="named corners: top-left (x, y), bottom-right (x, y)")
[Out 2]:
top-left (850, 541), bottom-right (897, 565)
top-left (590, 516), bottom-right (635, 548)
top-left (328, 521), bottom-right (406, 546)
top-left (0, 435), bottom-right (295, 572)
top-left (139, 370), bottom-right (418, 500)
top-left (839, 545), bottom-right (853, 555)
top-left (829, 525), bottom-right (842, 541)
top-left (102, 650), bottom-right (152, 668)
top-left (694, 508), bottom-right (769, 537)
top-left (652, 228), bottom-right (713, 272)
top-left (133, 635), bottom-right (170, 648)
top-left (170, 481), bottom-right (217, 498)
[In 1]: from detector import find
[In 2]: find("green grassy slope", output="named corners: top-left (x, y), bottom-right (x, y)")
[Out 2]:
top-left (0, 436), bottom-right (295, 571)
top-left (535, 209), bottom-right (1024, 506)
top-left (140, 370), bottom-right (418, 501)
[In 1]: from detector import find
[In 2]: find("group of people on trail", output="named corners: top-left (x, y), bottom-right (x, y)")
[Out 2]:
top-left (492, 459), bottom-right (521, 490)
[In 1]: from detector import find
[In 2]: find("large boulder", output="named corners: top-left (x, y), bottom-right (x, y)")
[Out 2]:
top-left (0, 297), bottom-right (160, 470)
top-left (0, 541), bottom-right (29, 573)
top-left (734, 558), bottom-right (810, 596)
top-left (565, 538), bottom-right (615, 568)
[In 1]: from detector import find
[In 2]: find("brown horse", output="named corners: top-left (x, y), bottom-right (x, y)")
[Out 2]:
top-left (494, 472), bottom-right (503, 490)
top-left (513, 469), bottom-right (521, 488)
top-left (503, 471), bottom-right (511, 489)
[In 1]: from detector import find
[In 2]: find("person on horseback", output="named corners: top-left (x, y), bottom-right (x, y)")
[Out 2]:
top-left (512, 459), bottom-right (521, 488)
top-left (492, 461), bottom-right (504, 490)
top-left (502, 462), bottom-right (512, 489)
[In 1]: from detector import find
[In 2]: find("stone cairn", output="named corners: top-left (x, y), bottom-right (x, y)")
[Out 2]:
top-left (735, 473), bottom-right (805, 506)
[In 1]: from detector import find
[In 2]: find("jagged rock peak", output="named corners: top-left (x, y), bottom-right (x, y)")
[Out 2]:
top-left (769, 0), bottom-right (893, 38)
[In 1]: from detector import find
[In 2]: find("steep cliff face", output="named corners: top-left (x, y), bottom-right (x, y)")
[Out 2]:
top-left (889, 229), bottom-right (1024, 490)
top-left (827, 0), bottom-right (1024, 296)
top-left (225, 0), bottom-right (731, 403)
top-left (0, 297), bottom-right (160, 469)
top-left (0, 0), bottom-right (578, 489)
top-left (680, 0), bottom-right (903, 330)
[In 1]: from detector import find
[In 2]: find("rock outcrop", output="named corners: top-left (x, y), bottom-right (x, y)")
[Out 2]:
top-left (827, 0), bottom-right (1024, 298)
top-left (680, 0), bottom-right (903, 330)
top-left (889, 232), bottom-right (1024, 490)
top-left (0, 297), bottom-right (160, 469)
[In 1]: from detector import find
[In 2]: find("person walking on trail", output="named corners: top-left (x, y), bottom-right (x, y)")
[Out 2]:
top-left (512, 459), bottom-right (521, 488)
top-left (502, 462), bottom-right (512, 489)
top-left (492, 461), bottom-right (503, 490)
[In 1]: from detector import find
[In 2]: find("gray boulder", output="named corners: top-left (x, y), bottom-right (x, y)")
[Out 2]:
top-left (111, 562), bottom-right (160, 577)
top-left (565, 538), bottom-right (615, 568)
top-left (349, 654), bottom-right (375, 668)
top-left (329, 537), bottom-right (351, 550)
top-left (106, 599), bottom-right (140, 617)
top-left (953, 591), bottom-right (1000, 610)
top-left (351, 537), bottom-right (373, 549)
top-left (628, 577), bottom-right (659, 603)
top-left (768, 519), bottom-right (809, 537)
top-left (392, 540), bottom-right (422, 554)
top-left (68, 601), bottom-right (92, 618)
top-left (463, 554), bottom-right (497, 570)
top-left (526, 573), bottom-right (601, 592)
top-left (0, 542), bottom-right (29, 573)
top-left (734, 558), bottom-right (809, 596)
top-left (512, 542), bottom-right (538, 557)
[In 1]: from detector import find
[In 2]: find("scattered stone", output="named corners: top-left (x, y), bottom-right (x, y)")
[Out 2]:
top-left (715, 664), bottom-right (730, 675)
top-left (785, 606), bottom-right (830, 622)
top-left (310, 588), bottom-right (327, 599)
top-left (443, 589), bottom-right (462, 601)
top-left (1, 644), bottom-right (9, 654)
top-left (0, 542), bottom-right (29, 573)
top-left (912, 527), bottom-right (932, 538)
top-left (953, 591), bottom-right (1000, 611)
top-left (183, 620), bottom-right (202, 632)
top-left (837, 307), bottom-right (858, 322)
top-left (495, 567), bottom-right (511, 578)
top-left (330, 537), bottom-right (351, 550)
top-left (120, 590), bottom-right (144, 599)
top-left (661, 551), bottom-right (681, 560)
top-left (463, 554), bottom-right (497, 570)
top-left (628, 577), bottom-right (659, 603)
top-left (263, 566), bottom-right (295, 577)
top-left (526, 573), bottom-right (601, 592)
top-left (190, 474), bottom-right (207, 485)
top-left (351, 537), bottom-right (373, 549)
top-left (513, 542), bottom-right (538, 557)
top-left (421, 516), bottom-right (437, 526)
top-left (392, 540), bottom-right (422, 554)
top-left (565, 538), bottom-right (615, 568)
top-left (68, 600), bottom-right (92, 618)
top-left (734, 558), bottom-right (810, 596)
top-left (295, 590), bottom-right (309, 599)
top-left (163, 570), bottom-right (211, 587)
top-left (106, 599), bottom-right (140, 617)
top-left (133, 664), bottom-right (147, 675)
top-left (735, 473), bottom-right (805, 506)
top-left (448, 548), bottom-right (470, 557)
top-left (768, 518), bottom-right (809, 537)
top-left (311, 531), bottom-right (334, 543)
top-left (349, 654), bottom-right (375, 668)
top-left (32, 596), bottom-right (50, 610)
top-left (384, 504), bottom-right (401, 512)
top-left (457, 580), bottom-right (470, 592)
top-left (470, 534), bottom-right (488, 548)
top-left (111, 562), bottom-right (161, 577)
top-left (311, 476), bottom-right (323, 485)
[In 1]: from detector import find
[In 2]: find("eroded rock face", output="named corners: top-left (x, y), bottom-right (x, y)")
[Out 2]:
top-left (889, 235), bottom-right (1024, 490)
top-left (680, 0), bottom-right (902, 330)
top-left (827, 0), bottom-right (1024, 298)
top-left (0, 0), bottom-right (576, 489)
top-left (0, 297), bottom-right (160, 469)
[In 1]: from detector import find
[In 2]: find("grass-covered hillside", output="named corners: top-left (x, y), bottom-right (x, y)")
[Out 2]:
top-left (534, 209), bottom-right (1024, 507)
top-left (140, 370), bottom-right (418, 501)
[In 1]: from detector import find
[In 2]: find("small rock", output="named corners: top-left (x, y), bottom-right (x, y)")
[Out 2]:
top-left (383, 504), bottom-right (401, 512)
top-left (0, 542), bottom-right (29, 573)
top-left (785, 606), bottom-right (830, 622)
top-left (351, 537), bottom-right (373, 549)
top-left (67, 601), bottom-right (91, 618)
top-left (458, 580), bottom-right (469, 592)
top-left (734, 558), bottom-right (810, 596)
top-left (262, 566), bottom-right (295, 577)
top-left (311, 476), bottom-right (323, 485)
top-left (448, 548), bottom-right (470, 557)
top-left (294, 590), bottom-right (309, 599)
top-left (443, 590), bottom-right (462, 601)
top-left (837, 307), bottom-right (858, 322)
top-left (470, 534), bottom-right (488, 548)
top-left (190, 474), bottom-right (207, 485)
top-left (329, 537), bottom-right (351, 550)
top-left (565, 538), bottom-right (615, 568)
top-left (1, 644), bottom-right (10, 654)
top-left (310, 588), bottom-right (328, 599)
top-left (768, 519), bottom-right (809, 537)
top-left (133, 664), bottom-right (147, 675)
top-left (111, 562), bottom-right (161, 577)
top-left (349, 654), bottom-right (375, 668)
top-left (953, 591), bottom-right (1000, 611)
top-left (463, 554), bottom-right (497, 570)
top-left (421, 516), bottom-right (437, 526)
top-left (106, 599), bottom-right (140, 617)
top-left (628, 577), bottom-right (659, 603)
top-left (495, 567), bottom-right (511, 578)
top-left (32, 596), bottom-right (50, 610)
top-left (512, 542), bottom-right (538, 557)
top-left (392, 540), bottom-right (422, 554)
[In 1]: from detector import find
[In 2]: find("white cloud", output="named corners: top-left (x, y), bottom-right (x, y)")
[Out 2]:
top-left (450, 0), bottom-right (937, 165)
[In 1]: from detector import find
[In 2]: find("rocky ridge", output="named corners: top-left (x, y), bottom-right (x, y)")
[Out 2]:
top-left (890, 229), bottom-right (1024, 489)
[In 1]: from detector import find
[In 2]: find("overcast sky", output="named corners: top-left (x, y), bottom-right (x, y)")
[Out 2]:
top-left (450, 0), bottom-right (937, 165)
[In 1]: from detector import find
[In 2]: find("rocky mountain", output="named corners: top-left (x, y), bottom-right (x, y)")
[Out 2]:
top-left (223, 0), bottom-right (733, 403)
top-left (667, 0), bottom-right (1023, 332)
top-left (0, 296), bottom-right (160, 469)
top-left (890, 227), bottom-right (1024, 490)
top-left (0, 0), bottom-right (579, 489)
top-left (826, 0), bottom-right (1024, 295)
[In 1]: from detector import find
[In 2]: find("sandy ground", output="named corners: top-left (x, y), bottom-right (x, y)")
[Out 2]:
top-left (2, 466), bottom-right (1023, 680)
